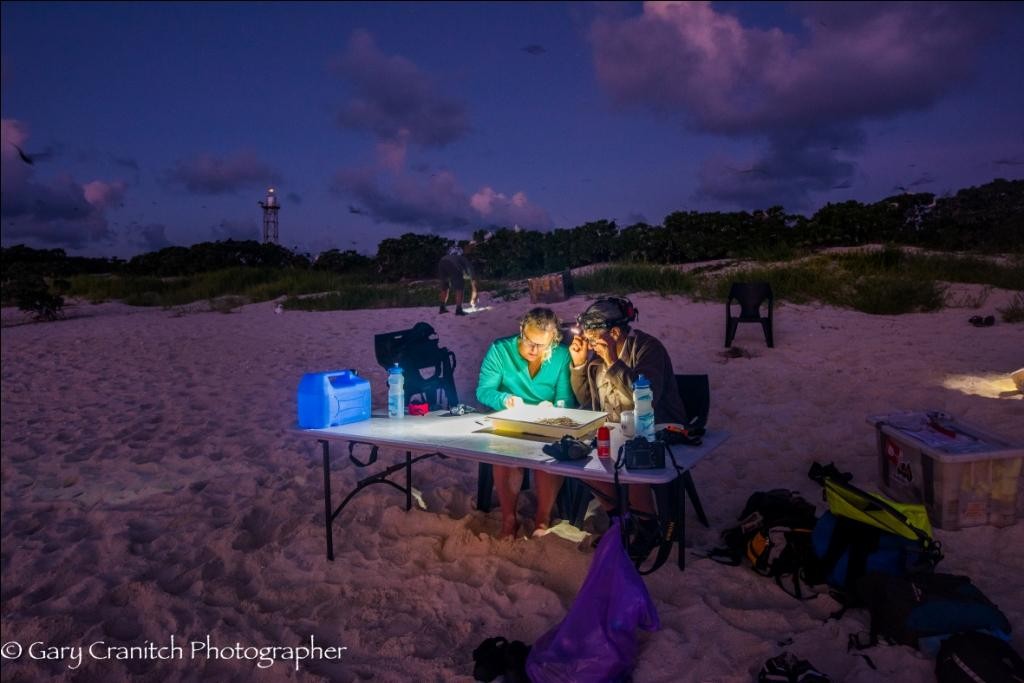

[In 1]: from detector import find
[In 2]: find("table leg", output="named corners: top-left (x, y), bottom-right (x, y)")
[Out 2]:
top-left (677, 475), bottom-right (686, 571)
top-left (405, 451), bottom-right (412, 511)
top-left (320, 439), bottom-right (334, 561)
top-left (682, 470), bottom-right (709, 528)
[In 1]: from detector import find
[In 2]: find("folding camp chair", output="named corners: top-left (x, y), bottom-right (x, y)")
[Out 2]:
top-left (725, 282), bottom-right (774, 348)
top-left (373, 322), bottom-right (459, 409)
top-left (674, 373), bottom-right (711, 527)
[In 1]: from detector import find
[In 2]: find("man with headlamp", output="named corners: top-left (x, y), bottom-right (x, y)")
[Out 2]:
top-left (568, 297), bottom-right (686, 559)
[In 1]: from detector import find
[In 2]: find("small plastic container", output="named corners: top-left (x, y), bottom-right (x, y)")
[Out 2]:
top-left (868, 411), bottom-right (1023, 529)
top-left (632, 374), bottom-right (655, 441)
top-left (387, 363), bottom-right (405, 419)
top-left (297, 370), bottom-right (371, 429)
top-left (597, 426), bottom-right (611, 458)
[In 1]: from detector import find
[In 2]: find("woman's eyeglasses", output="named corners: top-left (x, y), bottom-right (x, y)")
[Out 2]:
top-left (519, 334), bottom-right (551, 353)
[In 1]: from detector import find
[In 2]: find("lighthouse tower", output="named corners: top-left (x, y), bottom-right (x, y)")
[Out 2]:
top-left (259, 187), bottom-right (280, 244)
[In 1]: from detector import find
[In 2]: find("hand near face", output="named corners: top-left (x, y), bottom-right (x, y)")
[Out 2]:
top-left (589, 334), bottom-right (618, 367)
top-left (568, 335), bottom-right (589, 366)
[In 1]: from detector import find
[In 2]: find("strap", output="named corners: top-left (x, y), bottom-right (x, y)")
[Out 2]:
top-left (347, 441), bottom-right (379, 467)
top-left (636, 520), bottom-right (676, 575)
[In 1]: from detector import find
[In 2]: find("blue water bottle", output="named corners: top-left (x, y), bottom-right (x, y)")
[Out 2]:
top-left (632, 374), bottom-right (655, 440)
top-left (387, 363), bottom-right (405, 419)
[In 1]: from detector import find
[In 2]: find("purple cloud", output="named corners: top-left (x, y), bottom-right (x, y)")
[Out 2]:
top-left (332, 165), bottom-right (551, 232)
top-left (128, 222), bottom-right (173, 251)
top-left (592, 2), bottom-right (999, 134)
top-left (590, 2), bottom-right (1006, 209)
top-left (698, 132), bottom-right (859, 209)
top-left (331, 30), bottom-right (470, 147)
top-left (2, 119), bottom-right (119, 248)
top-left (165, 151), bottom-right (280, 195)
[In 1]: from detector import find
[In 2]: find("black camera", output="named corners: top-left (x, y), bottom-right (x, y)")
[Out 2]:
top-left (622, 437), bottom-right (666, 469)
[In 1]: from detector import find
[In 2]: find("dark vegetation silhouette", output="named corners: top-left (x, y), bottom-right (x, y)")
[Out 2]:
top-left (2, 179), bottom-right (1021, 317)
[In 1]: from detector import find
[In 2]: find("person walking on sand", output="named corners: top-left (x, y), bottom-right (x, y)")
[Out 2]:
top-left (437, 246), bottom-right (478, 316)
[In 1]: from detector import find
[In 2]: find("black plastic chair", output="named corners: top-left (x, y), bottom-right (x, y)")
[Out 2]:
top-left (373, 322), bottom-right (459, 409)
top-left (725, 282), bottom-right (774, 348)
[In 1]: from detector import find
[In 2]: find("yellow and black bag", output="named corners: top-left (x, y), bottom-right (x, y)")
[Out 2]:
top-left (711, 489), bottom-right (822, 599)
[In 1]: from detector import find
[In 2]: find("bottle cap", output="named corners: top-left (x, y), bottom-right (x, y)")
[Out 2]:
top-left (634, 374), bottom-right (650, 388)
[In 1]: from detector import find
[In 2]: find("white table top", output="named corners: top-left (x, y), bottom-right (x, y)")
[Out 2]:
top-left (296, 411), bottom-right (728, 484)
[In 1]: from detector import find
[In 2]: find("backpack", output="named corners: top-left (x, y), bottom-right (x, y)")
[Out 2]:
top-left (935, 631), bottom-right (1024, 683)
top-left (807, 463), bottom-right (942, 604)
top-left (855, 573), bottom-right (1012, 655)
top-left (809, 511), bottom-right (936, 603)
top-left (711, 489), bottom-right (823, 599)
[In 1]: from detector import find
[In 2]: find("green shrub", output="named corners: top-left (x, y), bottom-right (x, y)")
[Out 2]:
top-left (841, 276), bottom-right (946, 315)
top-left (998, 292), bottom-right (1024, 323)
top-left (209, 295), bottom-right (248, 313)
top-left (574, 264), bottom-right (695, 296)
top-left (8, 273), bottom-right (65, 320)
top-left (282, 282), bottom-right (439, 311)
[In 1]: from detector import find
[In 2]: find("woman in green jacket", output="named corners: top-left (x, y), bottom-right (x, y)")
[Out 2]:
top-left (476, 307), bottom-right (575, 538)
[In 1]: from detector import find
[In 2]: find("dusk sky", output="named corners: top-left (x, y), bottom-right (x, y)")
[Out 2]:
top-left (2, 1), bottom-right (1023, 259)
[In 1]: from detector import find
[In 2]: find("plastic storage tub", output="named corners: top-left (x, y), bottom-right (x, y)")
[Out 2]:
top-left (867, 411), bottom-right (1023, 530)
top-left (297, 370), bottom-right (371, 429)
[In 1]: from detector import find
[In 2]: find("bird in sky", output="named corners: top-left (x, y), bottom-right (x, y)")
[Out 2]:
top-left (522, 44), bottom-right (546, 55)
top-left (9, 142), bottom-right (50, 165)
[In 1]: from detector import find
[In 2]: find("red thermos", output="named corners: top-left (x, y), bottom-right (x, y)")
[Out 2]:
top-left (597, 426), bottom-right (611, 458)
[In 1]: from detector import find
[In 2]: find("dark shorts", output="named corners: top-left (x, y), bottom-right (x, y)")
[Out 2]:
top-left (438, 256), bottom-right (470, 291)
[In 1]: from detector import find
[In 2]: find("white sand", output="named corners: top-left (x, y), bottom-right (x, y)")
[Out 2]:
top-left (1, 287), bottom-right (1022, 682)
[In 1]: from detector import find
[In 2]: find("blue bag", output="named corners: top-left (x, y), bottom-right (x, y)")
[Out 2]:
top-left (811, 511), bottom-right (932, 601)
top-left (857, 573), bottom-right (1012, 656)
top-left (526, 517), bottom-right (661, 683)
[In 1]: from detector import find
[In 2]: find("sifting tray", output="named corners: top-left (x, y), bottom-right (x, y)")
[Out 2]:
top-left (487, 406), bottom-right (608, 439)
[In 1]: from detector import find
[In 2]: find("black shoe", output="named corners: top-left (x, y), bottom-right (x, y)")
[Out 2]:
top-left (455, 307), bottom-right (467, 316)
top-left (439, 305), bottom-right (449, 314)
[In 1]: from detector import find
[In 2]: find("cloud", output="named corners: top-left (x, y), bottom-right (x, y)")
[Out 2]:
top-left (590, 1), bottom-right (1005, 209)
top-left (165, 151), bottom-right (280, 195)
top-left (592, 2), bottom-right (999, 134)
top-left (128, 222), bottom-right (173, 252)
top-left (1, 119), bottom-right (119, 248)
top-left (697, 132), bottom-right (858, 209)
top-left (111, 156), bottom-right (142, 184)
top-left (469, 187), bottom-right (551, 228)
top-left (332, 165), bottom-right (551, 232)
top-left (331, 30), bottom-right (469, 148)
top-left (211, 218), bottom-right (260, 241)
top-left (82, 180), bottom-right (127, 209)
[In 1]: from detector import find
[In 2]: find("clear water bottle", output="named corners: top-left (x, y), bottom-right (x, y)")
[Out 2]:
top-left (632, 374), bottom-right (655, 440)
top-left (387, 363), bottom-right (404, 419)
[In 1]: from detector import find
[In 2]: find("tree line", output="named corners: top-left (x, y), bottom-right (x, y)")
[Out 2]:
top-left (3, 178), bottom-right (1021, 299)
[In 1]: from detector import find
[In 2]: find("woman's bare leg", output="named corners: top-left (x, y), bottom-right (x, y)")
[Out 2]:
top-left (532, 471), bottom-right (564, 531)
top-left (493, 465), bottom-right (523, 537)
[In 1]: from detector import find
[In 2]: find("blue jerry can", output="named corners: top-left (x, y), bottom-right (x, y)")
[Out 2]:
top-left (297, 370), bottom-right (371, 428)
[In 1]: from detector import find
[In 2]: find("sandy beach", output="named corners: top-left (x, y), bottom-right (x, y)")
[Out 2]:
top-left (1, 288), bottom-right (1021, 682)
